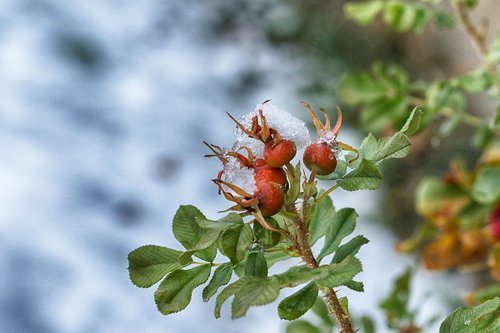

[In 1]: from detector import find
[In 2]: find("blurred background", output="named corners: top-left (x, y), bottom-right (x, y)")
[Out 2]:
top-left (1, 0), bottom-right (496, 332)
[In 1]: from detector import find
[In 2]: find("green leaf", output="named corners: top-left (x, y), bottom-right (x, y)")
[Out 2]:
top-left (467, 283), bottom-right (500, 304)
top-left (400, 107), bottom-right (423, 135)
top-left (318, 208), bottom-right (357, 261)
top-left (380, 267), bottom-right (413, 328)
top-left (277, 257), bottom-right (362, 289)
top-left (361, 315), bottom-right (376, 333)
top-left (309, 195), bottom-right (336, 245)
top-left (332, 235), bottom-right (369, 264)
top-left (315, 256), bottom-right (363, 288)
top-left (253, 217), bottom-right (281, 248)
top-left (360, 96), bottom-right (410, 133)
top-left (172, 205), bottom-right (217, 262)
top-left (202, 262), bottom-right (233, 302)
top-left (439, 298), bottom-right (500, 333)
top-left (154, 265), bottom-right (211, 315)
top-left (197, 213), bottom-right (243, 230)
top-left (278, 282), bottom-right (319, 320)
top-left (286, 320), bottom-right (322, 333)
top-left (286, 162), bottom-right (302, 205)
top-left (487, 34), bottom-right (500, 64)
top-left (472, 166), bottom-right (500, 204)
top-left (214, 279), bottom-right (244, 318)
top-left (339, 297), bottom-right (351, 319)
top-left (345, 280), bottom-right (365, 292)
top-left (338, 159), bottom-right (383, 191)
top-left (361, 131), bottom-right (412, 164)
top-left (231, 276), bottom-right (280, 318)
top-left (383, 1), bottom-right (430, 33)
top-left (344, 0), bottom-right (384, 26)
top-left (433, 10), bottom-right (456, 29)
top-left (453, 68), bottom-right (493, 93)
top-left (219, 224), bottom-right (253, 264)
top-left (179, 228), bottom-right (222, 264)
top-left (128, 245), bottom-right (188, 288)
top-left (415, 177), bottom-right (467, 217)
top-left (277, 266), bottom-right (324, 288)
top-left (338, 72), bottom-right (386, 106)
top-left (245, 252), bottom-right (268, 278)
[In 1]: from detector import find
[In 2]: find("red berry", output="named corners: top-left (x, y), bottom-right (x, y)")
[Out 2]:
top-left (264, 140), bottom-right (296, 167)
top-left (303, 143), bottom-right (337, 176)
top-left (255, 182), bottom-right (284, 217)
top-left (254, 165), bottom-right (287, 188)
top-left (491, 206), bottom-right (500, 240)
top-left (253, 158), bottom-right (268, 168)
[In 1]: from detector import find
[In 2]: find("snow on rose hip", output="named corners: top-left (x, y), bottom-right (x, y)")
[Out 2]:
top-left (301, 102), bottom-right (359, 176)
top-left (204, 101), bottom-right (358, 219)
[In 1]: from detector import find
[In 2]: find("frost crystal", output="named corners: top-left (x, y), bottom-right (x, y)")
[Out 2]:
top-left (234, 102), bottom-right (311, 156)
top-left (223, 156), bottom-right (256, 195)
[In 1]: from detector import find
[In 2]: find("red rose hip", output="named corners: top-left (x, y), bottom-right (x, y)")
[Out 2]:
top-left (303, 143), bottom-right (337, 176)
top-left (255, 182), bottom-right (284, 217)
top-left (254, 165), bottom-right (287, 188)
top-left (264, 140), bottom-right (297, 167)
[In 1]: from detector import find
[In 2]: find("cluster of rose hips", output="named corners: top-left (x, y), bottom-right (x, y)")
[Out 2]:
top-left (205, 101), bottom-right (352, 218)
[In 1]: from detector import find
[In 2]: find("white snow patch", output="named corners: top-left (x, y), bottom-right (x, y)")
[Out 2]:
top-left (223, 156), bottom-right (256, 195)
top-left (234, 102), bottom-right (310, 156)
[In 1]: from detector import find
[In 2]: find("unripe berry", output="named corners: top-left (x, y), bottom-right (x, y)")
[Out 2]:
top-left (255, 182), bottom-right (284, 217)
top-left (303, 143), bottom-right (337, 175)
top-left (264, 140), bottom-right (296, 167)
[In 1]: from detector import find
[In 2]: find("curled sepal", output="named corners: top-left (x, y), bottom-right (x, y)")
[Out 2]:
top-left (337, 141), bottom-right (360, 164)
top-left (301, 102), bottom-right (343, 139)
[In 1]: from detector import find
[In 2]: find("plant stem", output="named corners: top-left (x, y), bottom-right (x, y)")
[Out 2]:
top-left (451, 1), bottom-right (500, 99)
top-left (296, 220), bottom-right (355, 333)
top-left (295, 173), bottom-right (355, 333)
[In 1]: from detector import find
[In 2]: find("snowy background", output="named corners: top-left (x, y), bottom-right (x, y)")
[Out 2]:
top-left (0, 1), bottom-right (454, 332)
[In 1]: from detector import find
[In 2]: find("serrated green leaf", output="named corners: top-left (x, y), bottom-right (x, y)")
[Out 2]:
top-left (286, 320), bottom-right (322, 333)
top-left (278, 257), bottom-right (362, 290)
top-left (344, 0), bottom-right (384, 26)
top-left (472, 166), bottom-right (500, 204)
top-left (179, 228), bottom-right (222, 264)
top-left (439, 298), bottom-right (500, 333)
top-left (128, 245), bottom-right (188, 288)
top-left (401, 108), bottom-right (423, 135)
top-left (172, 205), bottom-right (216, 262)
top-left (277, 266), bottom-right (323, 288)
top-left (339, 297), bottom-right (350, 319)
top-left (332, 235), bottom-right (369, 264)
top-left (235, 251), bottom-right (291, 278)
top-left (309, 195), bottom-right (336, 245)
top-left (231, 276), bottom-right (280, 318)
top-left (278, 282), bottom-right (319, 321)
top-left (214, 279), bottom-right (244, 318)
top-left (202, 262), bottom-right (233, 302)
top-left (197, 213), bottom-right (243, 230)
top-left (318, 208), bottom-right (357, 261)
top-left (338, 159), bottom-right (383, 191)
top-left (245, 252), bottom-right (268, 278)
top-left (154, 265), bottom-right (211, 315)
top-left (315, 256), bottom-right (363, 288)
top-left (219, 224), bottom-right (253, 264)
top-left (345, 280), bottom-right (365, 292)
top-left (361, 132), bottom-right (411, 164)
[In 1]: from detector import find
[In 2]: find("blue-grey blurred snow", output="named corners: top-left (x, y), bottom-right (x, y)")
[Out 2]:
top-left (0, 1), bottom-right (451, 332)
